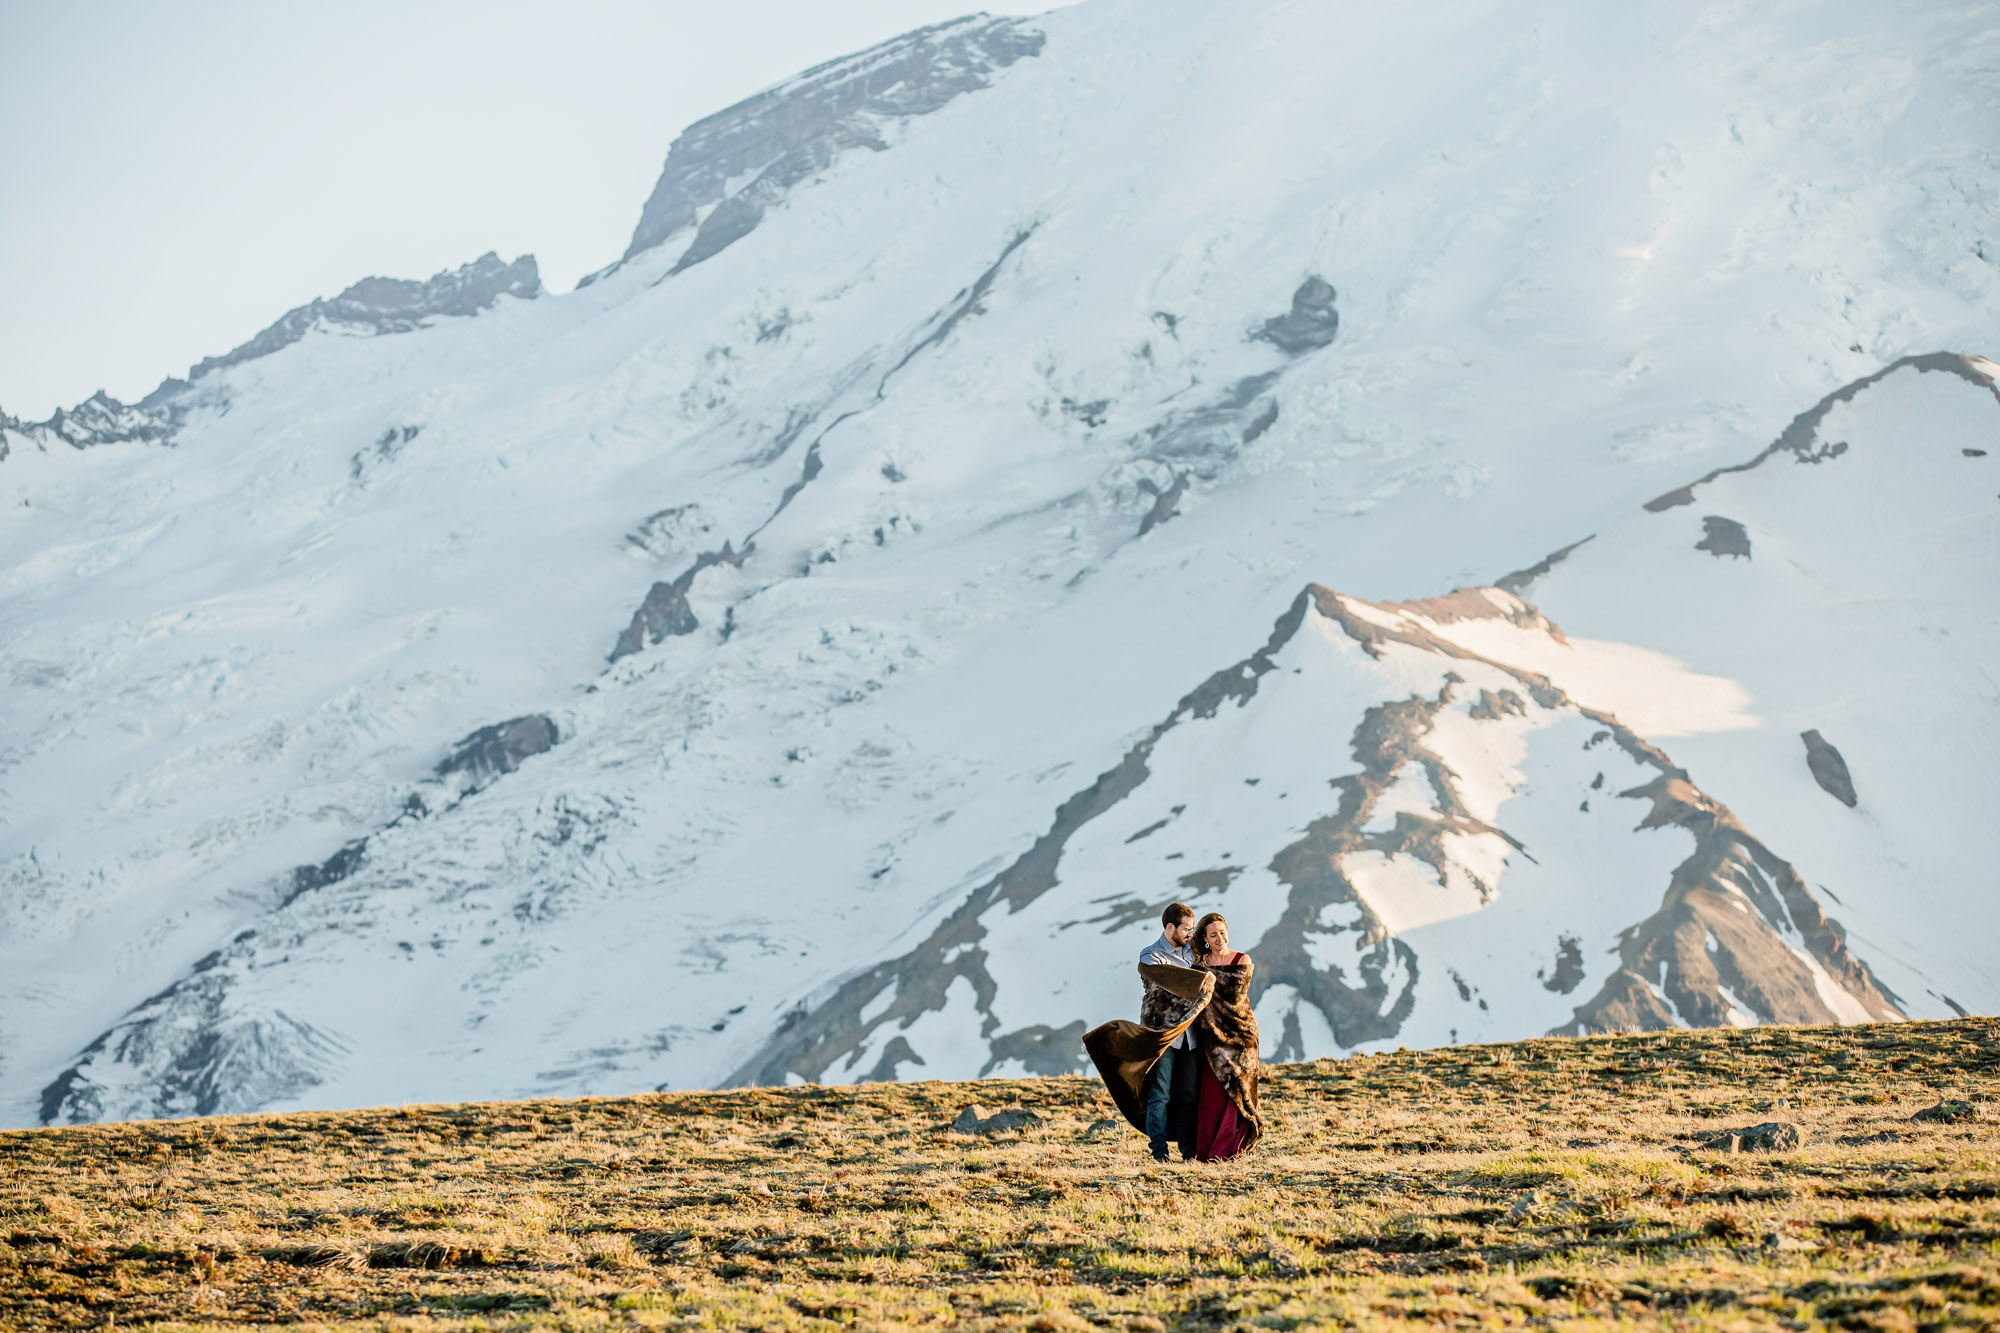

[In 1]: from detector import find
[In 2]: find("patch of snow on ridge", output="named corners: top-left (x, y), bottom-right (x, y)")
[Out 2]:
top-left (1423, 703), bottom-right (1533, 827)
top-left (1717, 983), bottom-right (1758, 1029)
top-left (1411, 607), bottom-right (1761, 740)
top-left (1345, 851), bottom-right (1485, 936)
top-left (1794, 948), bottom-right (1880, 1028)
top-left (1359, 764), bottom-right (1437, 834)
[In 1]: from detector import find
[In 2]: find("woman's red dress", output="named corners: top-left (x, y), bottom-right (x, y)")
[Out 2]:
top-left (1194, 1057), bottom-right (1249, 1160)
top-left (1192, 949), bottom-right (1253, 1161)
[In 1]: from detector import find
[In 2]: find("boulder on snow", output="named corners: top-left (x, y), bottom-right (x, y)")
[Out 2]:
top-left (1800, 729), bottom-right (1858, 808)
top-left (1254, 276), bottom-right (1339, 354)
top-left (435, 715), bottom-right (559, 790)
top-left (1695, 515), bottom-right (1752, 559)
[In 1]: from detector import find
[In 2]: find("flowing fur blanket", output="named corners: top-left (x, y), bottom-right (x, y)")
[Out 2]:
top-left (1082, 963), bottom-right (1214, 1133)
top-left (1193, 958), bottom-right (1263, 1151)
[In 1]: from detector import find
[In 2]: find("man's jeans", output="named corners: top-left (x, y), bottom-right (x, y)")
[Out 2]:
top-left (1143, 1046), bottom-right (1199, 1158)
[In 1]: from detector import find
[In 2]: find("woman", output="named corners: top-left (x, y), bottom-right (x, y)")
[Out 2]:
top-left (1189, 911), bottom-right (1261, 1160)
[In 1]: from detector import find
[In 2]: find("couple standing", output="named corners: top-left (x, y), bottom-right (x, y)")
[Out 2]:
top-left (1083, 902), bottom-right (1262, 1162)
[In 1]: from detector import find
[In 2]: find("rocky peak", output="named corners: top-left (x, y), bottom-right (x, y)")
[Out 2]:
top-left (1, 389), bottom-right (179, 457)
top-left (182, 251), bottom-right (541, 384)
top-left (40, 390), bottom-right (179, 448)
top-left (3, 254), bottom-right (539, 463)
top-left (612, 15), bottom-right (1045, 276)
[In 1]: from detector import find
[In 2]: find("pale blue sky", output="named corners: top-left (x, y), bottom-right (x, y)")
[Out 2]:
top-left (0, 1), bottom-right (1051, 419)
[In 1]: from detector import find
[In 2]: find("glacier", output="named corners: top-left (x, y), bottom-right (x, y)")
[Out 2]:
top-left (1, 0), bottom-right (1996, 1125)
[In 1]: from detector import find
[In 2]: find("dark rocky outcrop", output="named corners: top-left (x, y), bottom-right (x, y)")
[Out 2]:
top-left (1254, 277), bottom-right (1339, 354)
top-left (1242, 399), bottom-right (1280, 442)
top-left (1801, 730), bottom-right (1858, 808)
top-left (983, 1022), bottom-right (1088, 1078)
top-left (1696, 515), bottom-right (1751, 559)
top-left (1467, 688), bottom-right (1527, 721)
top-left (609, 544), bottom-right (746, 661)
top-left (1, 390), bottom-right (179, 457)
top-left (612, 581), bottom-right (699, 659)
top-left (280, 839), bottom-right (370, 909)
top-left (1136, 472), bottom-right (1188, 536)
top-left (626, 503), bottom-right (717, 559)
top-left (1495, 536), bottom-right (1595, 595)
top-left (1539, 934), bottom-right (1586, 994)
top-left (614, 17), bottom-right (1044, 275)
top-left (1136, 371), bottom-right (1281, 469)
top-left (26, 390), bottom-right (177, 449)
top-left (435, 715), bottom-right (561, 791)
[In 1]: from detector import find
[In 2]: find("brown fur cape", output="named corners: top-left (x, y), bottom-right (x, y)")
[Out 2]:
top-left (1082, 963), bottom-right (1214, 1133)
top-left (1192, 956), bottom-right (1263, 1150)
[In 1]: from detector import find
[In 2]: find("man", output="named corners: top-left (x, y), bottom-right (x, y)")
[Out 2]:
top-left (1137, 902), bottom-right (1202, 1162)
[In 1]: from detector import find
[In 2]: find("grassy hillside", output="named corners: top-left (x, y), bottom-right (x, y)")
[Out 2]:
top-left (3, 1019), bottom-right (1996, 1330)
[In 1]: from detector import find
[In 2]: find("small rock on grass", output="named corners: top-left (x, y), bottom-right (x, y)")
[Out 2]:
top-left (1911, 1100), bottom-right (1979, 1124)
top-left (951, 1104), bottom-right (1045, 1135)
top-left (1702, 1121), bottom-right (1802, 1153)
top-left (1082, 1118), bottom-right (1123, 1140)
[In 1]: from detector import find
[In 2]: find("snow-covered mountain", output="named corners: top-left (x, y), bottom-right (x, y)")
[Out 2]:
top-left (2, 1), bottom-right (1995, 1126)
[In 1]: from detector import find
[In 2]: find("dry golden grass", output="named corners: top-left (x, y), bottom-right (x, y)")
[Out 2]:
top-left (2, 1018), bottom-right (1996, 1330)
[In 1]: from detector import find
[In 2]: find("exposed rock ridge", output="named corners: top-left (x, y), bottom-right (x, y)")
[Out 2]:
top-left (1494, 536), bottom-right (1595, 594)
top-left (609, 544), bottom-right (748, 662)
top-left (175, 252), bottom-right (541, 388)
top-left (614, 15), bottom-right (1045, 274)
top-left (2, 254), bottom-right (539, 464)
top-left (0, 391), bottom-right (179, 454)
top-left (1556, 772), bottom-right (1901, 1035)
top-left (1645, 353), bottom-right (2000, 511)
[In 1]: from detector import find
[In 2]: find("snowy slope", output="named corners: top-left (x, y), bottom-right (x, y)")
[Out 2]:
top-left (1513, 355), bottom-right (2000, 1022)
top-left (1, 0), bottom-right (1995, 1125)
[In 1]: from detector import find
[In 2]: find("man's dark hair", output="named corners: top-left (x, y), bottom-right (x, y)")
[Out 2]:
top-left (1162, 902), bottom-right (1194, 928)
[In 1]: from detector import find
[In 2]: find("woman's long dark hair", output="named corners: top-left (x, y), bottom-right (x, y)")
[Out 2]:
top-left (1192, 911), bottom-right (1229, 965)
